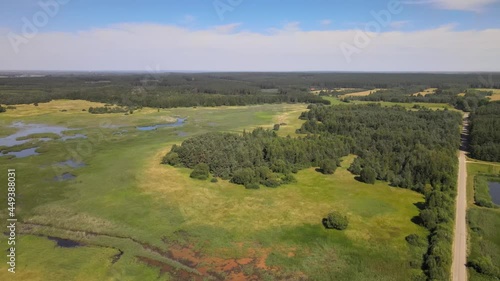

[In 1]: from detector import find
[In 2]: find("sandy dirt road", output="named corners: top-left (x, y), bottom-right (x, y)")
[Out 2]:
top-left (452, 114), bottom-right (469, 281)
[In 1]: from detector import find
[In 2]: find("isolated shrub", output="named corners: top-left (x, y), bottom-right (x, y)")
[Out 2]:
top-left (0, 106), bottom-right (6, 113)
top-left (210, 178), bottom-right (218, 183)
top-left (190, 163), bottom-right (210, 180)
top-left (320, 159), bottom-right (337, 175)
top-left (324, 211), bottom-right (348, 230)
top-left (273, 124), bottom-right (280, 131)
top-left (360, 167), bottom-right (376, 184)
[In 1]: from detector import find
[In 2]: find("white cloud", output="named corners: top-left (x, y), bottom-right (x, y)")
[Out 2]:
top-left (267, 22), bottom-right (301, 34)
top-left (403, 0), bottom-right (498, 11)
top-left (283, 22), bottom-right (301, 32)
top-left (182, 14), bottom-right (196, 24)
top-left (389, 20), bottom-right (410, 29)
top-left (1, 23), bottom-right (499, 72)
top-left (212, 23), bottom-right (241, 33)
top-left (320, 19), bottom-right (332, 26)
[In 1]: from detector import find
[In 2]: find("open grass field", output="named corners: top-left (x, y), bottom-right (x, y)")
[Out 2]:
top-left (338, 89), bottom-right (382, 98)
top-left (475, 88), bottom-right (500, 101)
top-left (466, 160), bottom-right (500, 281)
top-left (0, 100), bottom-right (427, 280)
top-left (323, 96), bottom-right (456, 111)
top-left (410, 88), bottom-right (437, 97)
top-left (310, 88), bottom-right (366, 96)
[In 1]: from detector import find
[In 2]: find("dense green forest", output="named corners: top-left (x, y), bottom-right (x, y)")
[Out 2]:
top-left (0, 72), bottom-right (498, 108)
top-left (165, 104), bottom-right (462, 280)
top-left (469, 102), bottom-right (500, 162)
top-left (163, 128), bottom-right (350, 188)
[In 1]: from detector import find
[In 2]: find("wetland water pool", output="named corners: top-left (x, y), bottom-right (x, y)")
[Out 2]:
top-left (488, 181), bottom-right (500, 205)
top-left (4, 147), bottom-right (40, 158)
top-left (136, 118), bottom-right (186, 131)
top-left (57, 159), bottom-right (86, 168)
top-left (54, 172), bottom-right (76, 182)
top-left (0, 122), bottom-right (87, 147)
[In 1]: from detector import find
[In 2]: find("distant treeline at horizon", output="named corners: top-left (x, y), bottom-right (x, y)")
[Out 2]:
top-left (0, 72), bottom-right (498, 109)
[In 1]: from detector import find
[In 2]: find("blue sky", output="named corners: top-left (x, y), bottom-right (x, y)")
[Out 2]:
top-left (1, 0), bottom-right (499, 71)
top-left (1, 0), bottom-right (500, 33)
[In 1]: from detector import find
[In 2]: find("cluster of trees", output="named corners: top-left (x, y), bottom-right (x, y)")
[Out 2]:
top-left (0, 105), bottom-right (5, 113)
top-left (298, 104), bottom-right (461, 193)
top-left (297, 104), bottom-right (461, 280)
top-left (88, 106), bottom-right (131, 114)
top-left (162, 128), bottom-right (350, 188)
top-left (469, 102), bottom-right (500, 162)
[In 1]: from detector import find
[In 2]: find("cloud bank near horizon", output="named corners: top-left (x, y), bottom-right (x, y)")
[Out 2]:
top-left (403, 0), bottom-right (499, 11)
top-left (1, 23), bottom-right (499, 72)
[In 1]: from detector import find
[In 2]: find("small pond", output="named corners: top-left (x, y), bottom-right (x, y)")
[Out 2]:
top-left (54, 172), bottom-right (76, 182)
top-left (5, 147), bottom-right (40, 158)
top-left (48, 236), bottom-right (83, 248)
top-left (61, 134), bottom-right (87, 141)
top-left (137, 118), bottom-right (186, 131)
top-left (57, 159), bottom-right (86, 168)
top-left (488, 181), bottom-right (500, 205)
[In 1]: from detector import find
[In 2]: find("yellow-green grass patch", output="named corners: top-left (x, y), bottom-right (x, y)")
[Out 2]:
top-left (474, 88), bottom-right (500, 101)
top-left (339, 89), bottom-right (382, 98)
top-left (410, 88), bottom-right (437, 96)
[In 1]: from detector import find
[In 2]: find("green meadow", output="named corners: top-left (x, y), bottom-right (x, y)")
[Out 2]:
top-left (0, 100), bottom-right (427, 280)
top-left (322, 96), bottom-right (456, 111)
top-left (466, 160), bottom-right (500, 281)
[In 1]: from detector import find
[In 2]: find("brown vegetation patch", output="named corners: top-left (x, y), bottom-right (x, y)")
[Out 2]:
top-left (137, 256), bottom-right (203, 281)
top-left (159, 242), bottom-right (279, 280)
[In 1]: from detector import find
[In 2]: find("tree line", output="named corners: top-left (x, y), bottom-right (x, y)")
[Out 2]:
top-left (1, 72), bottom-right (498, 108)
top-left (346, 88), bottom-right (491, 112)
top-left (469, 102), bottom-right (500, 162)
top-left (88, 106), bottom-right (131, 114)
